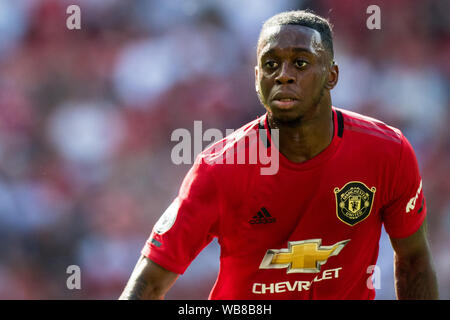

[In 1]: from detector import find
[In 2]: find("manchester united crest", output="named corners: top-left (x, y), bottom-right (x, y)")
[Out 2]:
top-left (334, 182), bottom-right (376, 226)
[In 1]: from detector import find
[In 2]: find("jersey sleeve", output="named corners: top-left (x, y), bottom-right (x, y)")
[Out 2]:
top-left (141, 158), bottom-right (221, 274)
top-left (382, 134), bottom-right (426, 239)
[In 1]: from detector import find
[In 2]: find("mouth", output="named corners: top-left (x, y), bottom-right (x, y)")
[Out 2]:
top-left (271, 97), bottom-right (298, 110)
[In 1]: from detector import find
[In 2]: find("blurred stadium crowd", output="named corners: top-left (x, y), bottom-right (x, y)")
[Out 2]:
top-left (0, 0), bottom-right (448, 299)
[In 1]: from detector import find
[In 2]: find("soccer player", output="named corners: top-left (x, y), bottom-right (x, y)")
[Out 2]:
top-left (120, 10), bottom-right (439, 300)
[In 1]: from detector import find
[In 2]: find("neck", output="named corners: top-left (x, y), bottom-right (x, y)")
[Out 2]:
top-left (267, 103), bottom-right (334, 163)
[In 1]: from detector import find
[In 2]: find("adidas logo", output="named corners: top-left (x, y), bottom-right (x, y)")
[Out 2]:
top-left (249, 207), bottom-right (276, 224)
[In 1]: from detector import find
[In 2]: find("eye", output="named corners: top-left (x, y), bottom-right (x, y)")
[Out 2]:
top-left (264, 60), bottom-right (278, 69)
top-left (295, 59), bottom-right (308, 68)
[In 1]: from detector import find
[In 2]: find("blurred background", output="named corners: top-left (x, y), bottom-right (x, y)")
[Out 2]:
top-left (0, 0), bottom-right (448, 299)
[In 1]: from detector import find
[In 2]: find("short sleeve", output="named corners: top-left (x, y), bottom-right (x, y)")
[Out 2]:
top-left (141, 159), bottom-right (220, 274)
top-left (382, 135), bottom-right (426, 239)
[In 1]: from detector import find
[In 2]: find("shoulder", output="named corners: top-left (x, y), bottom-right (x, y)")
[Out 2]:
top-left (196, 115), bottom-right (264, 166)
top-left (181, 116), bottom-right (264, 199)
top-left (336, 107), bottom-right (422, 176)
top-left (336, 107), bottom-right (404, 146)
top-left (180, 116), bottom-right (264, 195)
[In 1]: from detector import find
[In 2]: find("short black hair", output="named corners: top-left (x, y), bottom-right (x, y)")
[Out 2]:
top-left (258, 10), bottom-right (334, 59)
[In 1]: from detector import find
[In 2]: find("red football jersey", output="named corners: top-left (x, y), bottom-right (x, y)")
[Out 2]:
top-left (141, 107), bottom-right (426, 300)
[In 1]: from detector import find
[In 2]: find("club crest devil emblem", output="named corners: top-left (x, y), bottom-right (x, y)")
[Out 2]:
top-left (334, 182), bottom-right (376, 226)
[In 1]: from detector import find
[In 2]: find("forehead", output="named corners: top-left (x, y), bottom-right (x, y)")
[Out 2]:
top-left (258, 24), bottom-right (324, 58)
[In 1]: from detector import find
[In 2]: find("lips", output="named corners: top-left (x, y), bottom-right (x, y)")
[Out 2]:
top-left (271, 92), bottom-right (298, 102)
top-left (271, 92), bottom-right (299, 109)
top-left (275, 98), bottom-right (296, 102)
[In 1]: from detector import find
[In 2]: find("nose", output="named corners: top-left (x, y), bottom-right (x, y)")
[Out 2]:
top-left (275, 62), bottom-right (295, 85)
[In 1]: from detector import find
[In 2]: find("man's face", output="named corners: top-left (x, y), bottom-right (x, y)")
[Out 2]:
top-left (256, 24), bottom-right (334, 124)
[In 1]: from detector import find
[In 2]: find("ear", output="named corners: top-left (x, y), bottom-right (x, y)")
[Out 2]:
top-left (325, 62), bottom-right (339, 90)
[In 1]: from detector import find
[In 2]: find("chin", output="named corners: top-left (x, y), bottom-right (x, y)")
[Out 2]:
top-left (269, 107), bottom-right (304, 127)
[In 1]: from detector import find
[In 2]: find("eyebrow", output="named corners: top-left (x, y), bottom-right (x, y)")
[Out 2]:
top-left (260, 47), bottom-right (314, 58)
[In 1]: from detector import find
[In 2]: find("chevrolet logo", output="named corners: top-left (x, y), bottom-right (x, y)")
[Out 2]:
top-left (259, 239), bottom-right (350, 273)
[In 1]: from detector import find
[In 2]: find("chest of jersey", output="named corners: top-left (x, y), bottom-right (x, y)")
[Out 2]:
top-left (216, 145), bottom-right (388, 286)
